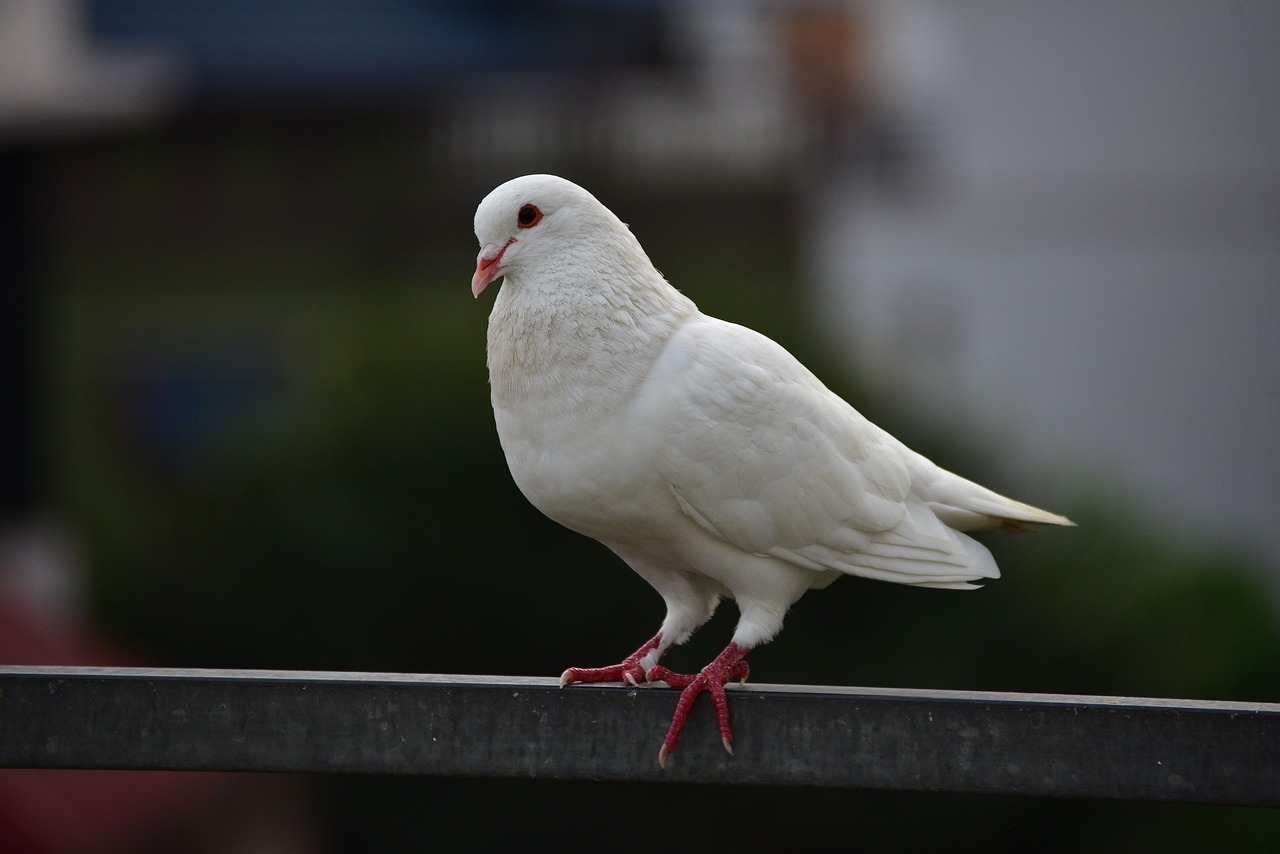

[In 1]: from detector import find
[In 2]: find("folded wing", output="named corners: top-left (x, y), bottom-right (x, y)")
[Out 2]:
top-left (650, 318), bottom-right (1066, 590)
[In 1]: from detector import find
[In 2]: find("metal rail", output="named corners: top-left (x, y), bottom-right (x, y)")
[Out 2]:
top-left (2, 666), bottom-right (1276, 806)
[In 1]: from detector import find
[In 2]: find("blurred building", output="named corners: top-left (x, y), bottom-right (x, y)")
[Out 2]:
top-left (804, 1), bottom-right (1280, 577)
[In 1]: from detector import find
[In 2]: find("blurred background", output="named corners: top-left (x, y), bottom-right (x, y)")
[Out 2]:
top-left (1, 1), bottom-right (1278, 851)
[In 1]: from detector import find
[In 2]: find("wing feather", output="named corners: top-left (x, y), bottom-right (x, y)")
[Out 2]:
top-left (646, 318), bottom-right (999, 587)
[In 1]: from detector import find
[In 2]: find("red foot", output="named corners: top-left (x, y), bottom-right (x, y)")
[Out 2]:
top-left (646, 643), bottom-right (750, 767)
top-left (559, 632), bottom-right (662, 688)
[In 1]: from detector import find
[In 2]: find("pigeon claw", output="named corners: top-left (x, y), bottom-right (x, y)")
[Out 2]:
top-left (560, 662), bottom-right (645, 688)
top-left (558, 632), bottom-right (664, 688)
top-left (647, 642), bottom-right (750, 767)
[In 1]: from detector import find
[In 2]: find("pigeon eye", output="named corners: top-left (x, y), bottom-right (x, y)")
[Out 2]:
top-left (517, 204), bottom-right (543, 229)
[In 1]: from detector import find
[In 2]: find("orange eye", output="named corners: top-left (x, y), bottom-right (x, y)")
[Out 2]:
top-left (517, 204), bottom-right (542, 229)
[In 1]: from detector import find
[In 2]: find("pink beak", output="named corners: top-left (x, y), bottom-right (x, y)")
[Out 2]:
top-left (472, 240), bottom-right (512, 298)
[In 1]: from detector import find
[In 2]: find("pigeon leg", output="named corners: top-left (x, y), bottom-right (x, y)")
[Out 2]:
top-left (559, 632), bottom-right (663, 688)
top-left (646, 642), bottom-right (750, 767)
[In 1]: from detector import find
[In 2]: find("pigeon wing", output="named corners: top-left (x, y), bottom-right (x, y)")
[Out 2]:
top-left (646, 317), bottom-right (998, 589)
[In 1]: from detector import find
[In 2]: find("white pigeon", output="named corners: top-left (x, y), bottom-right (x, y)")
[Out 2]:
top-left (472, 174), bottom-right (1072, 766)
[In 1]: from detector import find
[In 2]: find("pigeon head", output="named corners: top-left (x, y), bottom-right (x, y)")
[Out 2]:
top-left (471, 174), bottom-right (650, 298)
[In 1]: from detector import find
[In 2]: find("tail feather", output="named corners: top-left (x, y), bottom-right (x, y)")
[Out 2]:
top-left (923, 469), bottom-right (1075, 533)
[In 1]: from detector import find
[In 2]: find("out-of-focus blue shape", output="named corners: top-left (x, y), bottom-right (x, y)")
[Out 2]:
top-left (113, 339), bottom-right (287, 474)
top-left (86, 0), bottom-right (672, 98)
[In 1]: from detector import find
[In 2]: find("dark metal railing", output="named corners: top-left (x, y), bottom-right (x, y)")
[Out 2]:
top-left (2, 666), bottom-right (1276, 806)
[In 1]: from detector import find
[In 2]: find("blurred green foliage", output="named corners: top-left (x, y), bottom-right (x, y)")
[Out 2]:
top-left (46, 123), bottom-right (1280, 851)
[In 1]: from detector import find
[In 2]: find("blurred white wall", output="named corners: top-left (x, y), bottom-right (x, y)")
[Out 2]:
top-left (0, 0), bottom-right (177, 136)
top-left (806, 1), bottom-right (1280, 572)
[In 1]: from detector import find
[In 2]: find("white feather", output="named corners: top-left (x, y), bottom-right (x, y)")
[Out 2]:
top-left (474, 174), bottom-right (1072, 655)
